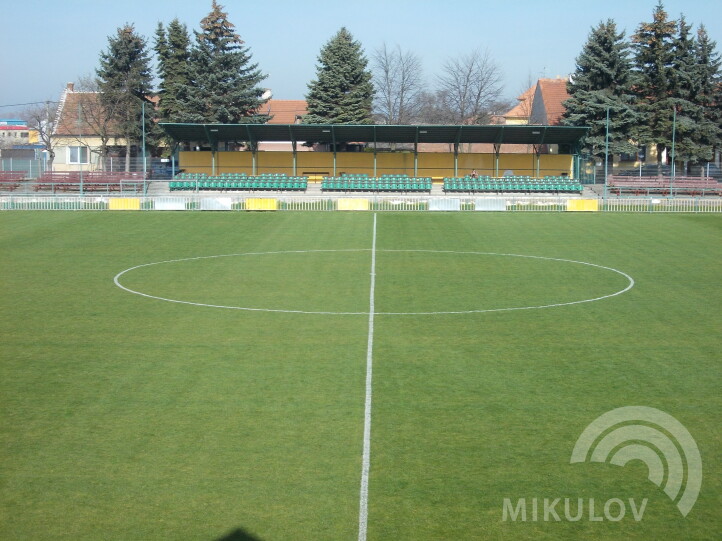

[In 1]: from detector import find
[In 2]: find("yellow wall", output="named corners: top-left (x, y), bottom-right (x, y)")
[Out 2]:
top-left (179, 151), bottom-right (574, 178)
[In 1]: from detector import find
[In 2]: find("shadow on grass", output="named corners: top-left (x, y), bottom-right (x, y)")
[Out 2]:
top-left (214, 527), bottom-right (263, 541)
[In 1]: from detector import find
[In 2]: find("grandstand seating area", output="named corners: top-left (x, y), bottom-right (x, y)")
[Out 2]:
top-left (321, 174), bottom-right (432, 193)
top-left (607, 175), bottom-right (721, 196)
top-left (444, 175), bottom-right (583, 194)
top-left (33, 171), bottom-right (147, 193)
top-left (169, 173), bottom-right (308, 191)
top-left (0, 171), bottom-right (27, 190)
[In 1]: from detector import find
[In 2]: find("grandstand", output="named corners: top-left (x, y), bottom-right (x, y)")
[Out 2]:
top-left (444, 175), bottom-right (583, 194)
top-left (0, 170), bottom-right (26, 191)
top-left (322, 173), bottom-right (432, 193)
top-left (32, 171), bottom-right (148, 194)
top-left (606, 174), bottom-right (721, 196)
top-left (169, 172), bottom-right (308, 192)
top-left (159, 123), bottom-right (589, 181)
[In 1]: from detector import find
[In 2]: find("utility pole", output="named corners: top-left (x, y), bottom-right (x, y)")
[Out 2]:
top-left (670, 107), bottom-right (676, 194)
top-left (77, 103), bottom-right (83, 195)
top-left (142, 101), bottom-right (147, 179)
top-left (603, 106), bottom-right (610, 203)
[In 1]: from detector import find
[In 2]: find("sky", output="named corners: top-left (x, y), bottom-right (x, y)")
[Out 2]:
top-left (1, 0), bottom-right (721, 117)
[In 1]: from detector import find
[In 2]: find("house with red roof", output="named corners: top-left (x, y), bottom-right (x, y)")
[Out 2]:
top-left (504, 77), bottom-right (570, 126)
top-left (0, 123), bottom-right (38, 149)
top-left (52, 82), bottom-right (131, 171)
top-left (528, 78), bottom-right (570, 126)
top-left (256, 98), bottom-right (310, 151)
top-left (417, 77), bottom-right (571, 155)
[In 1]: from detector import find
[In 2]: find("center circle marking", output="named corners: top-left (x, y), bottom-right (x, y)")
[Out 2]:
top-left (113, 249), bottom-right (634, 315)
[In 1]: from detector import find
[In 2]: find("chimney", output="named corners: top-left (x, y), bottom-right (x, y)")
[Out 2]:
top-left (67, 82), bottom-right (75, 92)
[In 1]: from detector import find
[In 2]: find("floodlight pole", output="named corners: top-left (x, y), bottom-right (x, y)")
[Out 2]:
top-left (670, 107), bottom-right (676, 194)
top-left (603, 106), bottom-right (610, 203)
top-left (142, 101), bottom-right (147, 179)
top-left (78, 103), bottom-right (84, 196)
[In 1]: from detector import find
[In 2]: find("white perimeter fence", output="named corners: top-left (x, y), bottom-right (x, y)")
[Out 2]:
top-left (1, 195), bottom-right (722, 213)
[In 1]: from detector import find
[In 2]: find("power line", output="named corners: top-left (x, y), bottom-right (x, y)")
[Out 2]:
top-left (0, 101), bottom-right (59, 109)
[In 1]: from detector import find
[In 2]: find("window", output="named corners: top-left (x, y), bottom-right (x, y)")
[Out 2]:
top-left (68, 146), bottom-right (89, 164)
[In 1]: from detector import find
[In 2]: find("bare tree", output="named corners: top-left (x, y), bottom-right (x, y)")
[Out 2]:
top-left (22, 101), bottom-right (59, 170)
top-left (436, 48), bottom-right (504, 125)
top-left (417, 89), bottom-right (454, 125)
top-left (511, 71), bottom-right (536, 124)
top-left (74, 76), bottom-right (124, 170)
top-left (372, 43), bottom-right (424, 125)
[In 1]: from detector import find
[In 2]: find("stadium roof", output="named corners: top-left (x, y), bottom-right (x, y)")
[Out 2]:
top-left (159, 123), bottom-right (589, 147)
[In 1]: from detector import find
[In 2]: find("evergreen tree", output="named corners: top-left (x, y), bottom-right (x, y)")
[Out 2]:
top-left (563, 19), bottom-right (639, 159)
top-left (185, 1), bottom-right (268, 124)
top-left (155, 19), bottom-right (192, 123)
top-left (694, 25), bottom-right (722, 164)
top-left (96, 24), bottom-right (154, 171)
top-left (305, 27), bottom-right (374, 125)
top-left (668, 16), bottom-right (714, 169)
top-left (631, 1), bottom-right (677, 171)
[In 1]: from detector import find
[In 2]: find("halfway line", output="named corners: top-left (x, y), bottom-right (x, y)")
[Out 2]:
top-left (358, 213), bottom-right (377, 541)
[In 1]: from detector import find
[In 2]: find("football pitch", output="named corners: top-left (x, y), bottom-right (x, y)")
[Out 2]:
top-left (1, 211), bottom-right (720, 540)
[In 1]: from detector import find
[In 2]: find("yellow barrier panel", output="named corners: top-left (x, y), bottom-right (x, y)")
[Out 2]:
top-left (567, 199), bottom-right (599, 212)
top-left (246, 198), bottom-right (278, 211)
top-left (337, 198), bottom-right (370, 211)
top-left (109, 198), bottom-right (141, 210)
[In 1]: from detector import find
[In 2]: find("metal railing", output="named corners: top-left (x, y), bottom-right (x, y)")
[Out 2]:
top-left (2, 194), bottom-right (721, 212)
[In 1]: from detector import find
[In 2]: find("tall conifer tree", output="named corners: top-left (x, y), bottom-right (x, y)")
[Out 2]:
top-left (155, 19), bottom-right (192, 123)
top-left (563, 19), bottom-right (639, 159)
top-left (668, 16), bottom-right (715, 168)
top-left (305, 28), bottom-right (374, 125)
top-left (96, 24), bottom-right (154, 170)
top-left (694, 25), bottom-right (722, 165)
top-left (185, 1), bottom-right (268, 124)
top-left (631, 1), bottom-right (677, 171)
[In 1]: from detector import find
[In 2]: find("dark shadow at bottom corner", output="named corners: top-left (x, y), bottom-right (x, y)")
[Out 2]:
top-left (214, 526), bottom-right (264, 541)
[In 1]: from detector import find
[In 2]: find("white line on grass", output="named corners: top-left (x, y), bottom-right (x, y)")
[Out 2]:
top-left (114, 250), bottom-right (635, 315)
top-left (358, 213), bottom-right (377, 541)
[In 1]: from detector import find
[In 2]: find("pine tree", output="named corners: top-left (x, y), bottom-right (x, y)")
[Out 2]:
top-left (694, 25), bottom-right (722, 165)
top-left (563, 19), bottom-right (639, 159)
top-left (155, 19), bottom-right (192, 123)
top-left (305, 27), bottom-right (374, 125)
top-left (185, 1), bottom-right (268, 124)
top-left (631, 1), bottom-right (677, 172)
top-left (668, 16), bottom-right (714, 169)
top-left (96, 24), bottom-right (154, 171)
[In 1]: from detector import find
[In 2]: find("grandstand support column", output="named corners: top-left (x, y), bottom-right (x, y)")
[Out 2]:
top-left (573, 152), bottom-right (580, 181)
top-left (171, 143), bottom-right (178, 178)
top-left (532, 144), bottom-right (541, 177)
top-left (453, 142), bottom-right (459, 177)
top-left (494, 144), bottom-right (501, 177)
top-left (292, 140), bottom-right (297, 176)
top-left (373, 127), bottom-right (378, 177)
top-left (243, 125), bottom-right (257, 175)
top-left (331, 126), bottom-right (337, 177)
top-left (414, 141), bottom-right (418, 177)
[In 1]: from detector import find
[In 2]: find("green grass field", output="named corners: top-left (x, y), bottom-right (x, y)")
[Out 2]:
top-left (1, 211), bottom-right (720, 540)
